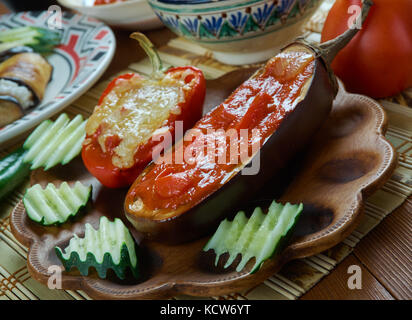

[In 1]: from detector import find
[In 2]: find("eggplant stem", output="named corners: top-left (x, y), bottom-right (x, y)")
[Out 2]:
top-left (130, 32), bottom-right (164, 78)
top-left (319, 0), bottom-right (374, 64)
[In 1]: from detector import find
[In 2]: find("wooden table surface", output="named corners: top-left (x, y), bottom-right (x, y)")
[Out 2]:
top-left (0, 2), bottom-right (410, 300)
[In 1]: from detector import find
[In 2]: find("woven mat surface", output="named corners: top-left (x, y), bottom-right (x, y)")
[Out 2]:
top-left (0, 0), bottom-right (411, 300)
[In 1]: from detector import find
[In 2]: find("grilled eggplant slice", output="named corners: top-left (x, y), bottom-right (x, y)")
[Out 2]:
top-left (0, 95), bottom-right (23, 127)
top-left (0, 46), bottom-right (33, 64)
top-left (124, 2), bottom-right (373, 243)
top-left (0, 52), bottom-right (52, 126)
top-left (0, 52), bottom-right (52, 102)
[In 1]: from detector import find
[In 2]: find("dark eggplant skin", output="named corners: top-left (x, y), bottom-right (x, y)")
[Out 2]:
top-left (0, 46), bottom-right (33, 64)
top-left (125, 44), bottom-right (337, 244)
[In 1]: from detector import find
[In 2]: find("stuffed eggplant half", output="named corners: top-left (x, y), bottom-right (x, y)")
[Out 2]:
top-left (0, 52), bottom-right (52, 127)
top-left (124, 44), bottom-right (334, 243)
top-left (124, 2), bottom-right (371, 243)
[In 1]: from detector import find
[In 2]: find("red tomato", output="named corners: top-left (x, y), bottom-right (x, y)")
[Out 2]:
top-left (94, 0), bottom-right (124, 5)
top-left (321, 0), bottom-right (412, 98)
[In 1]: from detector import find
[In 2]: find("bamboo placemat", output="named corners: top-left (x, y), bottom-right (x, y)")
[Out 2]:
top-left (0, 0), bottom-right (411, 300)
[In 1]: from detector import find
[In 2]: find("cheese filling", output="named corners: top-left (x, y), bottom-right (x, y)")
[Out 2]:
top-left (0, 79), bottom-right (34, 109)
top-left (86, 73), bottom-right (185, 169)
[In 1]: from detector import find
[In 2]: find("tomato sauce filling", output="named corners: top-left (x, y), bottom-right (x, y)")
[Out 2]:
top-left (93, 0), bottom-right (125, 5)
top-left (127, 49), bottom-right (315, 217)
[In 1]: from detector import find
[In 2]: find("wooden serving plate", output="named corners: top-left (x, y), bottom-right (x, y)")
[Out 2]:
top-left (10, 70), bottom-right (397, 299)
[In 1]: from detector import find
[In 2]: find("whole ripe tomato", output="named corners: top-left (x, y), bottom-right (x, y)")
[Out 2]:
top-left (321, 0), bottom-right (412, 98)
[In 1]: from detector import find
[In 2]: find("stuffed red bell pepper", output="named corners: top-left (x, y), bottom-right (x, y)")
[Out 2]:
top-left (82, 33), bottom-right (206, 188)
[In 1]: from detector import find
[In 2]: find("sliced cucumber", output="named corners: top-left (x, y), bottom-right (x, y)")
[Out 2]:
top-left (23, 113), bottom-right (86, 170)
top-left (23, 181), bottom-right (92, 226)
top-left (23, 120), bottom-right (53, 149)
top-left (203, 200), bottom-right (303, 273)
top-left (0, 26), bottom-right (61, 53)
top-left (0, 147), bottom-right (31, 201)
top-left (55, 216), bottom-right (139, 280)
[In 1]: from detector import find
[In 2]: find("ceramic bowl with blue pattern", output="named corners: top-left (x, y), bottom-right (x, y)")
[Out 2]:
top-left (148, 0), bottom-right (323, 65)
